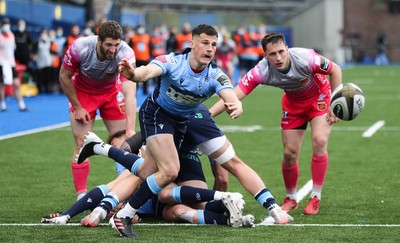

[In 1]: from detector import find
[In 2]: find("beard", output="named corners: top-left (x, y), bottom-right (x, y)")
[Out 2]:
top-left (100, 45), bottom-right (116, 60)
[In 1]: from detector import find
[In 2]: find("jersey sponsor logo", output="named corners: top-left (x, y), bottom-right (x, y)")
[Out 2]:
top-left (318, 93), bottom-right (327, 101)
top-left (242, 71), bottom-right (253, 87)
top-left (166, 86), bottom-right (204, 104)
top-left (194, 112), bottom-right (203, 119)
top-left (320, 56), bottom-right (330, 71)
top-left (64, 49), bottom-right (73, 66)
top-left (217, 74), bottom-right (231, 86)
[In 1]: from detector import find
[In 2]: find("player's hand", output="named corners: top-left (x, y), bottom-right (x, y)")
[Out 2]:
top-left (118, 59), bottom-right (135, 80)
top-left (224, 101), bottom-right (243, 119)
top-left (326, 108), bottom-right (340, 124)
top-left (73, 107), bottom-right (91, 124)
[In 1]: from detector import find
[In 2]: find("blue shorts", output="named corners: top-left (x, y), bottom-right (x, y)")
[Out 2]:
top-left (139, 96), bottom-right (189, 150)
top-left (181, 104), bottom-right (224, 149)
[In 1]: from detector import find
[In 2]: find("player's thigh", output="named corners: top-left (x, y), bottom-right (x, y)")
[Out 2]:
top-left (106, 170), bottom-right (132, 189)
top-left (281, 129), bottom-right (305, 154)
top-left (309, 115), bottom-right (332, 149)
top-left (146, 134), bottom-right (180, 174)
top-left (179, 180), bottom-right (208, 189)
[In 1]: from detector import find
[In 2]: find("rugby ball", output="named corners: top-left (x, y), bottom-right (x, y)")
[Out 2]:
top-left (330, 83), bottom-right (365, 121)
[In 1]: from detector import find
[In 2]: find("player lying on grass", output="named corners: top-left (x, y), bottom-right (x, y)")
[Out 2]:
top-left (76, 104), bottom-right (293, 237)
top-left (41, 129), bottom-right (253, 227)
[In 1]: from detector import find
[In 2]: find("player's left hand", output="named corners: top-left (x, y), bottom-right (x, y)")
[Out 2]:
top-left (326, 108), bottom-right (340, 124)
top-left (224, 101), bottom-right (243, 119)
top-left (118, 59), bottom-right (135, 80)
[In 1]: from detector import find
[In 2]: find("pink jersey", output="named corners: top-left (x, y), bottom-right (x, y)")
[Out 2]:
top-left (239, 48), bottom-right (332, 101)
top-left (62, 35), bottom-right (136, 94)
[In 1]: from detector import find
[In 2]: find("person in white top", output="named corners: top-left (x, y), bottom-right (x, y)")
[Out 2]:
top-left (0, 17), bottom-right (27, 111)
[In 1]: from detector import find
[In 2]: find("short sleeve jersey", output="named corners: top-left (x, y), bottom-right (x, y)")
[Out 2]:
top-left (150, 49), bottom-right (233, 118)
top-left (62, 35), bottom-right (136, 94)
top-left (239, 48), bottom-right (333, 101)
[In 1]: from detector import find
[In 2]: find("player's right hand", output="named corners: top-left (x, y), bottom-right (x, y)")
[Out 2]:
top-left (74, 107), bottom-right (91, 124)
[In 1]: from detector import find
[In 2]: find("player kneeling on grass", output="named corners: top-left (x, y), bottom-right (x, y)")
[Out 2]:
top-left (74, 104), bottom-right (293, 238)
top-left (41, 131), bottom-right (254, 229)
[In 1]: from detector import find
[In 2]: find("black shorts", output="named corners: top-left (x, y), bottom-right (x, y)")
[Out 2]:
top-left (139, 95), bottom-right (189, 150)
top-left (182, 104), bottom-right (224, 148)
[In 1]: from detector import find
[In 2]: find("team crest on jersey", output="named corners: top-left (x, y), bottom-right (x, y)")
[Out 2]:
top-left (116, 91), bottom-right (124, 102)
top-left (317, 101), bottom-right (327, 111)
top-left (119, 103), bottom-right (125, 113)
top-left (282, 111), bottom-right (288, 118)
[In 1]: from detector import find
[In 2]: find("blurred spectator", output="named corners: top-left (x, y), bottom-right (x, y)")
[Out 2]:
top-left (130, 24), bottom-right (151, 94)
top-left (375, 31), bottom-right (389, 65)
top-left (35, 28), bottom-right (53, 94)
top-left (233, 25), bottom-right (260, 80)
top-left (49, 29), bottom-right (62, 93)
top-left (150, 25), bottom-right (165, 58)
top-left (0, 17), bottom-right (27, 111)
top-left (14, 19), bottom-right (34, 70)
top-left (165, 25), bottom-right (178, 54)
top-left (175, 22), bottom-right (192, 52)
top-left (216, 32), bottom-right (236, 83)
top-left (63, 24), bottom-right (81, 57)
top-left (83, 19), bottom-right (96, 36)
top-left (54, 26), bottom-right (66, 58)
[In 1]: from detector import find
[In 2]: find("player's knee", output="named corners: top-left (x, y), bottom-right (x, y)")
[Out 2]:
top-left (158, 189), bottom-right (172, 203)
top-left (312, 136), bottom-right (328, 151)
top-left (283, 149), bottom-right (298, 163)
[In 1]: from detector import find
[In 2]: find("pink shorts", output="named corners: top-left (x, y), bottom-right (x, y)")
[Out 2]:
top-left (280, 92), bottom-right (331, 130)
top-left (69, 88), bottom-right (126, 120)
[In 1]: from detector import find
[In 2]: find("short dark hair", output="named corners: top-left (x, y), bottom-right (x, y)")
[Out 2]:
top-left (98, 20), bottom-right (123, 42)
top-left (107, 129), bottom-right (126, 144)
top-left (261, 32), bottom-right (286, 52)
top-left (192, 24), bottom-right (218, 38)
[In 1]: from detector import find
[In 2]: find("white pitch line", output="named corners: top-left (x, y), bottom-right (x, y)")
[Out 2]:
top-left (258, 180), bottom-right (312, 225)
top-left (0, 122), bottom-right (71, 140)
top-left (296, 179), bottom-right (313, 202)
top-left (362, 120), bottom-right (385, 138)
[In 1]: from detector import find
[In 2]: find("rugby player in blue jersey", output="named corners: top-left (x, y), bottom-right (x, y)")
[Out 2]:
top-left (76, 25), bottom-right (291, 238)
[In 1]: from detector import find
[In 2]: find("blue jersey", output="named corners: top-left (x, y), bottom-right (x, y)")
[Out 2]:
top-left (150, 48), bottom-right (233, 119)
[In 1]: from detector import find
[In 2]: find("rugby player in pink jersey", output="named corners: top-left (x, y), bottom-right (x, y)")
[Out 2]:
top-left (210, 32), bottom-right (342, 215)
top-left (59, 20), bottom-right (137, 201)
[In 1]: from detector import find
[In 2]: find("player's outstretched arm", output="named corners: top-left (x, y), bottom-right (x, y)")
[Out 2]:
top-left (119, 59), bottom-right (163, 83)
top-left (210, 86), bottom-right (247, 119)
